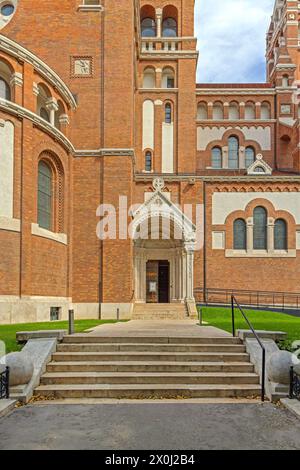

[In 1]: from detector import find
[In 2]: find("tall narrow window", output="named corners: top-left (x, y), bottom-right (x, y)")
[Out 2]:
top-left (274, 219), bottom-right (287, 250)
top-left (253, 207), bottom-right (267, 250)
top-left (211, 147), bottom-right (222, 168)
top-left (38, 161), bottom-right (52, 231)
top-left (228, 136), bottom-right (239, 169)
top-left (245, 147), bottom-right (255, 168)
top-left (0, 77), bottom-right (10, 100)
top-left (165, 103), bottom-right (172, 123)
top-left (145, 151), bottom-right (152, 172)
top-left (234, 219), bottom-right (247, 250)
top-left (162, 18), bottom-right (177, 37)
top-left (141, 18), bottom-right (156, 37)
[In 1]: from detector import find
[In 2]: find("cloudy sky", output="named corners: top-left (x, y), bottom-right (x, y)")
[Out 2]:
top-left (195, 0), bottom-right (275, 83)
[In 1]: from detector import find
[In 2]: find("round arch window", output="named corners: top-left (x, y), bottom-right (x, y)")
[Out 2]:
top-left (1, 4), bottom-right (14, 16)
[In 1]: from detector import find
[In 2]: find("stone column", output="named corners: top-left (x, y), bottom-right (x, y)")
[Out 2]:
top-left (186, 249), bottom-right (195, 301)
top-left (46, 98), bottom-right (59, 126)
top-left (247, 218), bottom-right (254, 251)
top-left (156, 8), bottom-right (162, 37)
top-left (268, 218), bottom-right (275, 253)
top-left (239, 146), bottom-right (246, 169)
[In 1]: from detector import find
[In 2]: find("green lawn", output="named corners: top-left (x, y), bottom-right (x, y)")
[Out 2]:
top-left (200, 306), bottom-right (300, 343)
top-left (0, 320), bottom-right (126, 354)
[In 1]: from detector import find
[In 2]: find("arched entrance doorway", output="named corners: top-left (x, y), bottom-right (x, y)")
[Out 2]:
top-left (132, 179), bottom-right (196, 305)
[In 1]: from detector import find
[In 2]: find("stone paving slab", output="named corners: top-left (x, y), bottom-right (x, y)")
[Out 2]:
top-left (0, 402), bottom-right (300, 450)
top-left (87, 320), bottom-right (229, 338)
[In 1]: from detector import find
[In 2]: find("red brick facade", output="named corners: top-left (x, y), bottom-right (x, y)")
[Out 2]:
top-left (0, 0), bottom-right (299, 322)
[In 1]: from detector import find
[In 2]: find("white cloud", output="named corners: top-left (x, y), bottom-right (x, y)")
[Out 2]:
top-left (195, 0), bottom-right (275, 83)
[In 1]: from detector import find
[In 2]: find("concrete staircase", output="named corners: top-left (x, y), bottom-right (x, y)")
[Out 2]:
top-left (132, 303), bottom-right (188, 320)
top-left (35, 335), bottom-right (261, 400)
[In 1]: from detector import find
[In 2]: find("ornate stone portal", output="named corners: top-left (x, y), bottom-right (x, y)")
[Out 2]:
top-left (132, 178), bottom-right (196, 304)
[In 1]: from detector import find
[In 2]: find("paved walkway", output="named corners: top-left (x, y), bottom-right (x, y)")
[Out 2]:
top-left (86, 320), bottom-right (229, 338)
top-left (0, 402), bottom-right (300, 450)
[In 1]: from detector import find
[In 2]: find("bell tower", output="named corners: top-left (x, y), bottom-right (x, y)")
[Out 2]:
top-left (137, 1), bottom-right (198, 175)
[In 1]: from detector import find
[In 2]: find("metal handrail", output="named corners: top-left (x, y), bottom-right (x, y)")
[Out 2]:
top-left (195, 287), bottom-right (300, 312)
top-left (231, 295), bottom-right (266, 402)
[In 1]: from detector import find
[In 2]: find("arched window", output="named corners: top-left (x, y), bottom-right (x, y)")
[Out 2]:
top-left (197, 103), bottom-right (208, 120)
top-left (162, 18), bottom-right (177, 37)
top-left (228, 102), bottom-right (240, 120)
top-left (0, 77), bottom-right (10, 100)
top-left (274, 219), bottom-right (287, 250)
top-left (145, 151), bottom-right (152, 172)
top-left (253, 207), bottom-right (267, 250)
top-left (40, 107), bottom-right (50, 123)
top-left (162, 67), bottom-right (175, 88)
top-left (212, 103), bottom-right (224, 120)
top-left (141, 18), bottom-right (156, 37)
top-left (211, 147), bottom-right (222, 169)
top-left (245, 147), bottom-right (255, 168)
top-left (228, 136), bottom-right (239, 169)
top-left (38, 161), bottom-right (52, 231)
top-left (245, 102), bottom-right (255, 120)
top-left (261, 102), bottom-right (271, 119)
top-left (282, 75), bottom-right (289, 87)
top-left (165, 103), bottom-right (172, 124)
top-left (234, 219), bottom-right (247, 250)
top-left (143, 67), bottom-right (156, 88)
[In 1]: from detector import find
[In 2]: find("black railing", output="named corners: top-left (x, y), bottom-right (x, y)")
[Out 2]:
top-left (290, 367), bottom-right (300, 401)
top-left (0, 367), bottom-right (9, 399)
top-left (195, 287), bottom-right (300, 312)
top-left (231, 296), bottom-right (266, 402)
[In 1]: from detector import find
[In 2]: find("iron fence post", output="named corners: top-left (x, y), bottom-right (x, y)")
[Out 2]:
top-left (5, 366), bottom-right (9, 399)
top-left (289, 366), bottom-right (294, 399)
top-left (231, 296), bottom-right (235, 337)
top-left (261, 349), bottom-right (266, 402)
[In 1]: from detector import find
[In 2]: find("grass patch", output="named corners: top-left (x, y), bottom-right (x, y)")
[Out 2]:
top-left (0, 320), bottom-right (126, 354)
top-left (200, 306), bottom-right (300, 342)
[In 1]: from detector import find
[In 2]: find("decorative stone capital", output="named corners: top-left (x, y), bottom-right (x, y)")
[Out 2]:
top-left (59, 114), bottom-right (70, 125)
top-left (10, 72), bottom-right (23, 88)
top-left (46, 97), bottom-right (59, 111)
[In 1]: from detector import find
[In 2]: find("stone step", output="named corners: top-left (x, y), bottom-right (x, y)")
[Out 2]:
top-left (41, 371), bottom-right (260, 385)
top-left (57, 343), bottom-right (246, 353)
top-left (47, 361), bottom-right (255, 373)
top-left (62, 336), bottom-right (242, 345)
top-left (52, 351), bottom-right (250, 363)
top-left (132, 315), bottom-right (188, 320)
top-left (134, 304), bottom-right (186, 310)
top-left (34, 383), bottom-right (261, 399)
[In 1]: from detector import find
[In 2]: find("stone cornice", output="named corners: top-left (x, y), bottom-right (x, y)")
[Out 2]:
top-left (134, 173), bottom-right (300, 183)
top-left (196, 89), bottom-right (276, 96)
top-left (0, 34), bottom-right (77, 109)
top-left (74, 149), bottom-right (135, 158)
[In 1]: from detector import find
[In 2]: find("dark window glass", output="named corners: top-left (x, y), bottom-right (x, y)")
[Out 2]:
top-left (211, 147), bottom-right (222, 168)
top-left (234, 219), bottom-right (247, 250)
top-left (145, 152), bottom-right (152, 172)
top-left (40, 107), bottom-right (50, 122)
top-left (1, 4), bottom-right (14, 16)
top-left (165, 103), bottom-right (172, 123)
top-left (228, 136), bottom-right (239, 169)
top-left (38, 161), bottom-right (52, 230)
top-left (141, 18), bottom-right (156, 37)
top-left (167, 77), bottom-right (175, 88)
top-left (274, 219), bottom-right (287, 250)
top-left (253, 207), bottom-right (267, 250)
top-left (245, 147), bottom-right (255, 168)
top-left (0, 77), bottom-right (11, 100)
top-left (162, 18), bottom-right (177, 37)
top-left (254, 166), bottom-right (265, 173)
